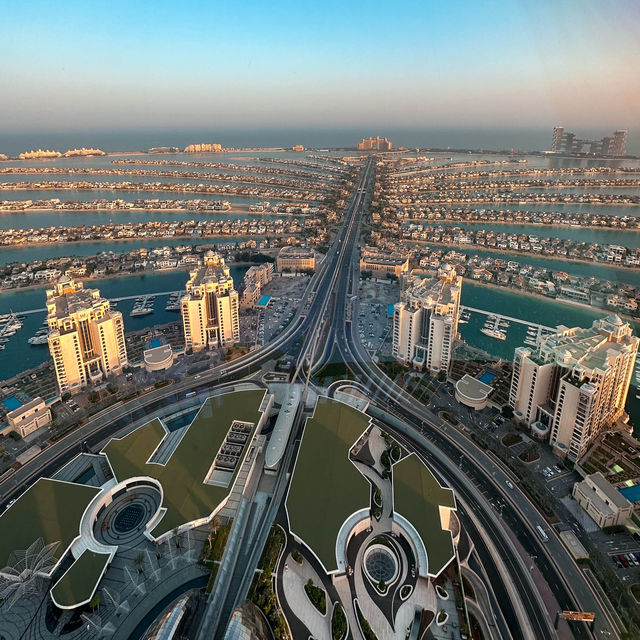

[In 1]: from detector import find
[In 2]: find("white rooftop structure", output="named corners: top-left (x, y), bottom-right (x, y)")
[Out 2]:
top-left (264, 384), bottom-right (302, 470)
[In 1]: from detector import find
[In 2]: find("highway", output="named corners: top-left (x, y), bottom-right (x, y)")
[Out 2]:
top-left (0, 156), bottom-right (620, 639)
top-left (310, 162), bottom-right (619, 638)
top-left (0, 160), bottom-right (375, 511)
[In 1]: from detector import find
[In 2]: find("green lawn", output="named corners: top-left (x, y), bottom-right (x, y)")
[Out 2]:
top-left (0, 478), bottom-right (100, 567)
top-left (51, 550), bottom-right (110, 608)
top-left (286, 397), bottom-right (370, 572)
top-left (103, 389), bottom-right (265, 537)
top-left (393, 453), bottom-right (456, 577)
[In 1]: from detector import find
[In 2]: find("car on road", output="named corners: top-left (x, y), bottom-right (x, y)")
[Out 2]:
top-left (506, 480), bottom-right (514, 489)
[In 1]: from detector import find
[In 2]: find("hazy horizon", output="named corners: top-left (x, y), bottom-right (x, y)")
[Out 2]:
top-left (2, 126), bottom-right (640, 157)
top-left (2, 0), bottom-right (639, 134)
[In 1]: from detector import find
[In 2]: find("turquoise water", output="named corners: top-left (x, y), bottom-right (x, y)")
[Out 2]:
top-left (477, 202), bottom-right (640, 218)
top-left (2, 396), bottom-right (22, 411)
top-left (459, 282), bottom-right (640, 436)
top-left (0, 209), bottom-right (294, 231)
top-left (418, 242), bottom-right (640, 287)
top-left (436, 221), bottom-right (640, 248)
top-left (0, 189), bottom-right (289, 205)
top-left (0, 267), bottom-right (247, 381)
top-left (0, 236), bottom-right (251, 266)
top-left (478, 371), bottom-right (496, 384)
top-left (618, 485), bottom-right (640, 503)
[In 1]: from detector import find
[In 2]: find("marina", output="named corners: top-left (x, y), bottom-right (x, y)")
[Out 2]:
top-left (130, 294), bottom-right (156, 317)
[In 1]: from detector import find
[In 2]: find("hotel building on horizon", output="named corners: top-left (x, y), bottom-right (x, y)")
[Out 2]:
top-left (509, 315), bottom-right (638, 461)
top-left (551, 126), bottom-right (627, 156)
top-left (181, 251), bottom-right (240, 352)
top-left (46, 276), bottom-right (128, 394)
top-left (357, 136), bottom-right (392, 151)
top-left (392, 266), bottom-right (461, 375)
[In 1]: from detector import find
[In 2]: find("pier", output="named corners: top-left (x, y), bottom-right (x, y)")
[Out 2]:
top-left (461, 306), bottom-right (552, 331)
top-left (7, 290), bottom-right (184, 316)
top-left (461, 305), bottom-right (553, 345)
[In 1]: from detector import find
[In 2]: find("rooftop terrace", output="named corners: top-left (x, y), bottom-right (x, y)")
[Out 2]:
top-left (0, 478), bottom-right (100, 568)
top-left (102, 389), bottom-right (265, 537)
top-left (393, 453), bottom-right (456, 577)
top-left (286, 397), bottom-right (370, 572)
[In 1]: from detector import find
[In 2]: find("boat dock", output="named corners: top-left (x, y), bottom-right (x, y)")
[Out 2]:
top-left (461, 306), bottom-right (552, 331)
top-left (460, 305), bottom-right (554, 344)
top-left (2, 290), bottom-right (184, 317)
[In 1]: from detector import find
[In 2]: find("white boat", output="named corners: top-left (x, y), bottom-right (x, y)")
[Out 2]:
top-left (28, 334), bottom-right (49, 345)
top-left (481, 327), bottom-right (507, 340)
top-left (130, 306), bottom-right (154, 317)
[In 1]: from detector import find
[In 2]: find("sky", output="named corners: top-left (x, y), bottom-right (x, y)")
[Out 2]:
top-left (1, 0), bottom-right (639, 134)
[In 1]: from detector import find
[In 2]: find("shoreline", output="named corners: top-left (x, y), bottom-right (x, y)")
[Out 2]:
top-left (414, 199), bottom-right (640, 207)
top-left (0, 205), bottom-right (308, 217)
top-left (461, 277), bottom-right (640, 327)
top-left (0, 232), bottom-right (294, 251)
top-left (402, 218), bottom-right (640, 232)
top-left (0, 259), bottom-right (267, 297)
top-left (407, 239), bottom-right (640, 271)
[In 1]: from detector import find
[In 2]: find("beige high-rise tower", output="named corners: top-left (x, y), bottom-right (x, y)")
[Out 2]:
top-left (392, 266), bottom-right (461, 375)
top-left (181, 251), bottom-right (240, 352)
top-left (509, 315), bottom-right (638, 460)
top-left (46, 276), bottom-right (128, 394)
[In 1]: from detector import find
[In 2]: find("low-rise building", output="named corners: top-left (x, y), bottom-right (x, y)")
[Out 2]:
top-left (276, 246), bottom-right (315, 273)
top-left (572, 472), bottom-right (634, 528)
top-left (360, 246), bottom-right (409, 278)
top-left (5, 397), bottom-right (52, 438)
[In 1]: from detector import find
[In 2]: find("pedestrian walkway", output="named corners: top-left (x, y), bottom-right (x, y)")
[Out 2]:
top-left (282, 554), bottom-right (331, 640)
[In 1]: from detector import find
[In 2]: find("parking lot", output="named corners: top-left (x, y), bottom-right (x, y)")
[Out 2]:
top-left (357, 278), bottom-right (398, 353)
top-left (252, 275), bottom-right (310, 346)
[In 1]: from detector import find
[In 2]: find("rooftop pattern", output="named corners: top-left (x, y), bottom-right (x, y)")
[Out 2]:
top-left (286, 397), bottom-right (370, 572)
top-left (102, 389), bottom-right (265, 537)
top-left (0, 478), bottom-right (100, 568)
top-left (393, 453), bottom-right (456, 577)
top-left (50, 550), bottom-right (111, 609)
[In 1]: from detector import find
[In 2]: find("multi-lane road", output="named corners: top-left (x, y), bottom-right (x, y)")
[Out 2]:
top-left (311, 160), bottom-right (619, 639)
top-left (0, 157), bottom-right (621, 639)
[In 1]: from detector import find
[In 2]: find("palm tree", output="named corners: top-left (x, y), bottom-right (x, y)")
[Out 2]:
top-left (133, 553), bottom-right (145, 575)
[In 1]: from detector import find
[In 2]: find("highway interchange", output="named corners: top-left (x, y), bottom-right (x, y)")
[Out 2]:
top-left (0, 157), bottom-right (623, 639)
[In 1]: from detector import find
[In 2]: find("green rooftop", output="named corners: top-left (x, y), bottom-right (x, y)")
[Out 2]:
top-left (50, 550), bottom-right (111, 609)
top-left (393, 453), bottom-right (456, 577)
top-left (286, 397), bottom-right (370, 572)
top-left (102, 389), bottom-right (265, 537)
top-left (0, 478), bottom-right (100, 567)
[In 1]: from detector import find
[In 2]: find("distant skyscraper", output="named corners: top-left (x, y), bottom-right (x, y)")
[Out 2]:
top-left (46, 276), bottom-right (128, 394)
top-left (392, 266), bottom-right (461, 375)
top-left (509, 315), bottom-right (638, 460)
top-left (181, 251), bottom-right (239, 352)
top-left (612, 130), bottom-right (628, 156)
top-left (551, 126), bottom-right (628, 155)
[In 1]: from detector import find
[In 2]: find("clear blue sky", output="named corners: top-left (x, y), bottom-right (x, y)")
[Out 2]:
top-left (1, 0), bottom-right (638, 132)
